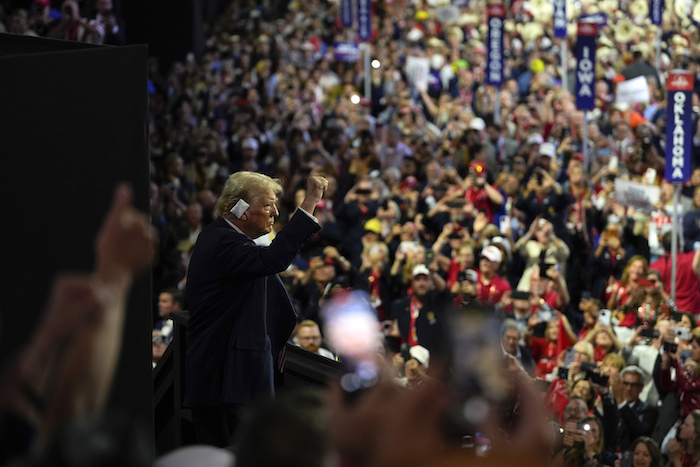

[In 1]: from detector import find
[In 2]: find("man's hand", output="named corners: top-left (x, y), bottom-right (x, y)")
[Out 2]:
top-left (301, 175), bottom-right (329, 214)
top-left (95, 184), bottom-right (156, 284)
top-left (324, 246), bottom-right (340, 259)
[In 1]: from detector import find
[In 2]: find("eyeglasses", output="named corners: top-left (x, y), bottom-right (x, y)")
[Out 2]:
top-left (298, 336), bottom-right (321, 341)
top-left (152, 335), bottom-right (168, 345)
top-left (622, 381), bottom-right (643, 387)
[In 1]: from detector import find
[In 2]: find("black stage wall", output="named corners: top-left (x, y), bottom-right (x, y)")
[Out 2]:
top-left (0, 34), bottom-right (152, 439)
top-left (122, 0), bottom-right (205, 69)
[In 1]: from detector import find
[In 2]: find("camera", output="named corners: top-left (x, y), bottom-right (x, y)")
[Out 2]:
top-left (539, 262), bottom-right (555, 278)
top-left (589, 371), bottom-right (609, 387)
top-left (557, 367), bottom-right (569, 380)
top-left (355, 188), bottom-right (372, 195)
top-left (381, 320), bottom-right (394, 333)
top-left (580, 361), bottom-right (609, 386)
top-left (447, 199), bottom-right (465, 209)
top-left (673, 326), bottom-right (691, 341)
top-left (577, 420), bottom-right (591, 432)
top-left (640, 327), bottom-right (660, 339)
top-left (536, 171), bottom-right (544, 185)
top-left (663, 340), bottom-right (678, 354)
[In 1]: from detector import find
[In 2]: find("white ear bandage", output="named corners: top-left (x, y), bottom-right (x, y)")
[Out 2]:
top-left (230, 199), bottom-right (250, 218)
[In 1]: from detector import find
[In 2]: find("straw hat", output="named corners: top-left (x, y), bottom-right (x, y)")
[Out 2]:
top-left (598, 0), bottom-right (619, 15)
top-left (674, 0), bottom-right (690, 21)
top-left (629, 0), bottom-right (648, 19)
top-left (427, 37), bottom-right (446, 48)
top-left (521, 22), bottom-right (545, 42)
top-left (458, 12), bottom-right (479, 25)
top-left (631, 42), bottom-right (650, 59)
top-left (614, 18), bottom-right (635, 43)
top-left (671, 34), bottom-right (689, 47)
top-left (693, 1), bottom-right (700, 23)
top-left (447, 26), bottom-right (464, 43)
top-left (566, 0), bottom-right (580, 19)
top-left (529, 0), bottom-right (554, 23)
top-left (599, 34), bottom-right (614, 48)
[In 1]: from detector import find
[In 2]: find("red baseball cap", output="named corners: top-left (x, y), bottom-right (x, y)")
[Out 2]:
top-left (469, 161), bottom-right (487, 176)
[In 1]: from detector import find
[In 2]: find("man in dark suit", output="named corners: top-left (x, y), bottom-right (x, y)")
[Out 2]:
top-left (390, 263), bottom-right (451, 355)
top-left (614, 365), bottom-right (659, 452)
top-left (500, 319), bottom-right (535, 377)
top-left (184, 172), bottom-right (328, 447)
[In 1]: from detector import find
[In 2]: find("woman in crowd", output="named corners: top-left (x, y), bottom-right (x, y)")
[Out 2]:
top-left (667, 410), bottom-right (700, 467)
top-left (578, 297), bottom-right (602, 340)
top-left (661, 336), bottom-right (700, 418)
top-left (608, 255), bottom-right (648, 325)
top-left (619, 436), bottom-right (661, 467)
top-left (600, 352), bottom-right (626, 405)
top-left (563, 415), bottom-right (616, 466)
top-left (581, 324), bottom-right (622, 362)
top-left (622, 269), bottom-right (670, 329)
top-left (514, 216), bottom-right (570, 292)
top-left (526, 320), bottom-right (560, 380)
top-left (570, 379), bottom-right (595, 412)
top-left (591, 222), bottom-right (626, 303)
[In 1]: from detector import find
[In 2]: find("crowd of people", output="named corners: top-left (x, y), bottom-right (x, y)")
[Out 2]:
top-left (9, 0), bottom-right (700, 464)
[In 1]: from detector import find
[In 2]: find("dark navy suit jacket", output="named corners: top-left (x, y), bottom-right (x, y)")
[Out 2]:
top-left (184, 211), bottom-right (320, 407)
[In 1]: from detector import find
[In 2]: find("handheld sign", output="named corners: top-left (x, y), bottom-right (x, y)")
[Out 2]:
top-left (553, 0), bottom-right (567, 38)
top-left (486, 3), bottom-right (505, 86)
top-left (341, 0), bottom-right (353, 27)
top-left (575, 20), bottom-right (597, 110)
top-left (666, 70), bottom-right (694, 183)
top-left (580, 12), bottom-right (608, 26)
top-left (357, 0), bottom-right (371, 40)
top-left (650, 0), bottom-right (663, 25)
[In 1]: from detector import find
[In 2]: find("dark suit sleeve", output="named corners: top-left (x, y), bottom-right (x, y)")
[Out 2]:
top-left (597, 391), bottom-right (619, 451)
top-left (619, 404), bottom-right (659, 440)
top-left (221, 211), bottom-right (320, 278)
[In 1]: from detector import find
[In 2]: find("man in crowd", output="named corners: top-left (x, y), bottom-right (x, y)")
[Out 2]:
top-left (613, 365), bottom-right (659, 451)
top-left (501, 319), bottom-right (535, 376)
top-left (295, 319), bottom-right (335, 359)
top-left (390, 263), bottom-right (450, 354)
top-left (475, 245), bottom-right (511, 307)
top-left (155, 287), bottom-right (182, 340)
top-left (184, 172), bottom-right (328, 447)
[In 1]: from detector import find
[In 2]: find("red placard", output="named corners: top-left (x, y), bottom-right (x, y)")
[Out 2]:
top-left (577, 21), bottom-right (596, 36)
top-left (667, 70), bottom-right (694, 91)
top-left (487, 4), bottom-right (506, 17)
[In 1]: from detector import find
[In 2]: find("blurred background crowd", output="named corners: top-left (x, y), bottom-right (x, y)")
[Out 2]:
top-left (7, 0), bottom-right (700, 463)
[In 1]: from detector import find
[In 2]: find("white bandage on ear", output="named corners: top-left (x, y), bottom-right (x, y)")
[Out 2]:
top-left (230, 199), bottom-right (250, 218)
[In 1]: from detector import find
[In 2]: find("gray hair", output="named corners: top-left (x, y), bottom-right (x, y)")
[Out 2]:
top-left (500, 319), bottom-right (522, 339)
top-left (620, 365), bottom-right (647, 383)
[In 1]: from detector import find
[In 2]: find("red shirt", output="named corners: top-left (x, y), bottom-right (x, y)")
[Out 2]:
top-left (476, 272), bottom-right (511, 306)
top-left (464, 186), bottom-right (498, 223)
top-left (661, 358), bottom-right (700, 416)
top-left (650, 253), bottom-right (700, 314)
top-left (530, 337), bottom-right (558, 379)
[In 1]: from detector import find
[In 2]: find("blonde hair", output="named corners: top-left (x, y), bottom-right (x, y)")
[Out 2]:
top-left (214, 171), bottom-right (283, 218)
top-left (602, 353), bottom-right (626, 372)
top-left (621, 255), bottom-right (648, 287)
